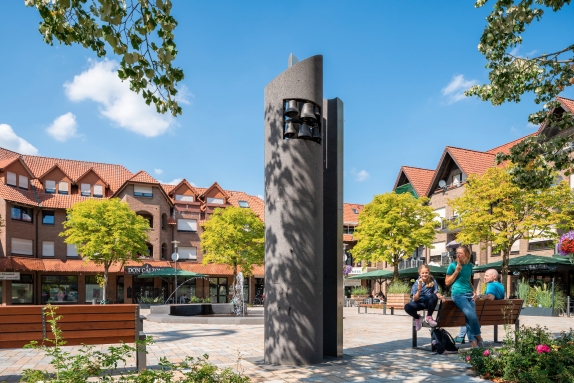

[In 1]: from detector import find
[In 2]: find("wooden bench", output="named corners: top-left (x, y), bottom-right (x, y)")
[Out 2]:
top-left (0, 304), bottom-right (147, 371)
top-left (412, 298), bottom-right (523, 350)
top-left (358, 303), bottom-right (403, 315)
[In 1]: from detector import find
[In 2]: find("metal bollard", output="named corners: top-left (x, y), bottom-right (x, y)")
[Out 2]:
top-left (136, 332), bottom-right (147, 371)
top-left (568, 296), bottom-right (571, 318)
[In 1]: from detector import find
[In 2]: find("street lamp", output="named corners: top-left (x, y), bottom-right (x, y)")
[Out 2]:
top-left (171, 240), bottom-right (180, 304)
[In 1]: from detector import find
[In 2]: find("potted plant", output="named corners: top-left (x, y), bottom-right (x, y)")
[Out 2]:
top-left (518, 278), bottom-right (564, 316)
top-left (350, 286), bottom-right (369, 299)
top-left (386, 281), bottom-right (411, 307)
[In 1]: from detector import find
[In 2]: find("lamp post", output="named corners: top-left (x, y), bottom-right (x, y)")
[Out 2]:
top-left (171, 240), bottom-right (180, 304)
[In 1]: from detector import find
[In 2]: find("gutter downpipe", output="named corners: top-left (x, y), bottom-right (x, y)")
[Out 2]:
top-left (31, 184), bottom-right (41, 305)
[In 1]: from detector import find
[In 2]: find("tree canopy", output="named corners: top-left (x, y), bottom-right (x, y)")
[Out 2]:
top-left (25, 0), bottom-right (184, 116)
top-left (60, 198), bottom-right (150, 302)
top-left (448, 165), bottom-right (574, 289)
top-left (467, 0), bottom-right (574, 189)
top-left (352, 192), bottom-right (437, 281)
top-left (200, 207), bottom-right (264, 293)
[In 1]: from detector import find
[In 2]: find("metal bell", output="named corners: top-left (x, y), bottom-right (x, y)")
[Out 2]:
top-left (284, 100), bottom-right (299, 118)
top-left (300, 103), bottom-right (316, 121)
top-left (311, 126), bottom-right (321, 142)
top-left (284, 121), bottom-right (298, 139)
top-left (314, 105), bottom-right (321, 118)
top-left (298, 123), bottom-right (312, 139)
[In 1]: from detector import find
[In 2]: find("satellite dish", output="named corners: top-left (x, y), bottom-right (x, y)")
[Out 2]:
top-left (438, 180), bottom-right (447, 188)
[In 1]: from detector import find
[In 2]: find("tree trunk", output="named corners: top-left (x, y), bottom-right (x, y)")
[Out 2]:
top-left (392, 253), bottom-right (399, 281)
top-left (501, 246), bottom-right (511, 298)
top-left (103, 262), bottom-right (110, 304)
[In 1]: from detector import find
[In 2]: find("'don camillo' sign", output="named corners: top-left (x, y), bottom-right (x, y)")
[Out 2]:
top-left (124, 263), bottom-right (165, 275)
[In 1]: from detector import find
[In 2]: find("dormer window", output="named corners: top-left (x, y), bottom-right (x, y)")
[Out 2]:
top-left (19, 175), bottom-right (28, 190)
top-left (6, 172), bottom-right (16, 186)
top-left (45, 180), bottom-right (56, 193)
top-left (238, 200), bottom-right (249, 208)
top-left (58, 181), bottom-right (68, 195)
top-left (207, 197), bottom-right (224, 204)
top-left (93, 184), bottom-right (103, 198)
top-left (134, 184), bottom-right (153, 197)
top-left (352, 208), bottom-right (359, 214)
top-left (175, 194), bottom-right (194, 202)
top-left (81, 183), bottom-right (91, 197)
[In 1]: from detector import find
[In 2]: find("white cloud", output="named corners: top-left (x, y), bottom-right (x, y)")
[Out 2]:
top-left (154, 168), bottom-right (164, 175)
top-left (175, 84), bottom-right (193, 105)
top-left (158, 178), bottom-right (183, 185)
top-left (46, 112), bottom-right (78, 142)
top-left (441, 74), bottom-right (479, 104)
top-left (257, 194), bottom-right (264, 200)
top-left (527, 122), bottom-right (538, 129)
top-left (64, 59), bottom-right (174, 137)
top-left (350, 168), bottom-right (370, 182)
top-left (0, 124), bottom-right (39, 155)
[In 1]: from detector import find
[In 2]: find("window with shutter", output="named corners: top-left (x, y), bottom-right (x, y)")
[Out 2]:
top-left (177, 219), bottom-right (197, 232)
top-left (45, 180), bottom-right (56, 193)
top-left (7, 172), bottom-right (16, 186)
top-left (67, 244), bottom-right (78, 257)
top-left (207, 197), bottom-right (224, 204)
top-left (134, 184), bottom-right (153, 197)
top-left (19, 175), bottom-right (28, 189)
top-left (175, 194), bottom-right (194, 202)
top-left (58, 181), bottom-right (68, 195)
top-left (12, 238), bottom-right (33, 255)
top-left (43, 241), bottom-right (55, 257)
top-left (178, 247), bottom-right (197, 260)
top-left (93, 184), bottom-right (103, 197)
top-left (81, 183), bottom-right (91, 196)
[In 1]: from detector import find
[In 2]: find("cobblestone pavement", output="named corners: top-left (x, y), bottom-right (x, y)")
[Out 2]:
top-left (2, 307), bottom-right (574, 382)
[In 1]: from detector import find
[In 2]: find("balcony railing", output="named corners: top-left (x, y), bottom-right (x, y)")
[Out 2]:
top-left (440, 216), bottom-right (461, 232)
top-left (398, 258), bottom-right (425, 270)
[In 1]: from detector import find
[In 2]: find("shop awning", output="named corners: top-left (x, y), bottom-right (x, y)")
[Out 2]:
top-left (398, 265), bottom-right (449, 279)
top-left (137, 268), bottom-right (208, 278)
top-left (473, 254), bottom-right (573, 273)
top-left (347, 269), bottom-right (394, 280)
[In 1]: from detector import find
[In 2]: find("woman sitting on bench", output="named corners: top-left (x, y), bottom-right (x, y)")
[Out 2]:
top-left (404, 264), bottom-right (442, 331)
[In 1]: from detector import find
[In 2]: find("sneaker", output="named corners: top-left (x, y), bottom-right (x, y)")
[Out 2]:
top-left (454, 336), bottom-right (466, 344)
top-left (415, 317), bottom-right (422, 331)
top-left (478, 341), bottom-right (485, 348)
top-left (425, 315), bottom-right (437, 327)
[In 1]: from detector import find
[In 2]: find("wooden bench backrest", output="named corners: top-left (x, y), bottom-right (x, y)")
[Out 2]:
top-left (0, 305), bottom-right (139, 349)
top-left (437, 299), bottom-right (523, 328)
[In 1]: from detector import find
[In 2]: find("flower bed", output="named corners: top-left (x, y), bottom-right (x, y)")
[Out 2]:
top-left (462, 325), bottom-right (574, 382)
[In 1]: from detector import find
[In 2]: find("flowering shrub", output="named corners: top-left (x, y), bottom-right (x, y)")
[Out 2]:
top-left (461, 325), bottom-right (574, 383)
top-left (343, 265), bottom-right (353, 276)
top-left (558, 231), bottom-right (574, 258)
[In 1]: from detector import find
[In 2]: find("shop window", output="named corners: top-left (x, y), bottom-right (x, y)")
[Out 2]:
top-left (7, 171), bottom-right (16, 186)
top-left (85, 275), bottom-right (102, 304)
top-left (45, 180), bottom-right (56, 193)
top-left (12, 238), bottom-right (33, 256)
top-left (117, 276), bottom-right (124, 304)
top-left (43, 241), bottom-right (55, 257)
top-left (12, 274), bottom-right (34, 304)
top-left (209, 278), bottom-right (228, 303)
top-left (177, 218), bottom-right (197, 232)
top-left (58, 181), bottom-right (68, 195)
top-left (19, 175), bottom-right (28, 190)
top-left (93, 184), bottom-right (103, 198)
top-left (12, 205), bottom-right (32, 222)
top-left (41, 275), bottom-right (78, 303)
top-left (42, 210), bottom-right (55, 225)
top-left (238, 200), bottom-right (249, 208)
top-left (81, 183), bottom-right (91, 197)
top-left (207, 197), bottom-right (224, 204)
top-left (134, 184), bottom-right (153, 197)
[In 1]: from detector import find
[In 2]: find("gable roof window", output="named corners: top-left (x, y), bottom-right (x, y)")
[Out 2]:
top-left (175, 194), bottom-right (194, 202)
top-left (352, 208), bottom-right (359, 214)
top-left (238, 200), bottom-right (249, 208)
top-left (134, 184), bottom-right (153, 198)
top-left (207, 197), bottom-right (224, 204)
top-left (81, 183), bottom-right (91, 197)
top-left (45, 180), bottom-right (56, 193)
top-left (19, 175), bottom-right (28, 190)
top-left (6, 172), bottom-right (16, 186)
top-left (93, 184), bottom-right (103, 198)
top-left (58, 181), bottom-right (68, 195)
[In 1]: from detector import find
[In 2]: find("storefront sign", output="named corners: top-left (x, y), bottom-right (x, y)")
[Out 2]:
top-left (344, 278), bottom-right (362, 287)
top-left (0, 272), bottom-right (20, 280)
top-left (124, 264), bottom-right (165, 275)
top-left (349, 267), bottom-right (364, 275)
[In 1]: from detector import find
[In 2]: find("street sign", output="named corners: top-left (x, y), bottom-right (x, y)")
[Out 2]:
top-left (171, 252), bottom-right (179, 262)
top-left (0, 272), bottom-right (20, 280)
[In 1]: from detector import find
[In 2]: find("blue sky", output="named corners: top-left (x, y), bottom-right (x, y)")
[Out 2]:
top-left (1, 1), bottom-right (573, 204)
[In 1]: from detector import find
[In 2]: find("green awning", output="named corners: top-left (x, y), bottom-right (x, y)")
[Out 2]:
top-left (394, 183), bottom-right (418, 198)
top-left (347, 269), bottom-right (394, 280)
top-left (473, 254), bottom-right (573, 273)
top-left (137, 268), bottom-right (208, 278)
top-left (398, 265), bottom-right (449, 279)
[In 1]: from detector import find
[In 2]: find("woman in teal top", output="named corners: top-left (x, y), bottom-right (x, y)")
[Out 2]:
top-left (445, 245), bottom-right (484, 348)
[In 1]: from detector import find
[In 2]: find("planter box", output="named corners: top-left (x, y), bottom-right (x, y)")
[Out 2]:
top-left (521, 307), bottom-right (560, 317)
top-left (351, 294), bottom-right (368, 300)
top-left (386, 293), bottom-right (410, 307)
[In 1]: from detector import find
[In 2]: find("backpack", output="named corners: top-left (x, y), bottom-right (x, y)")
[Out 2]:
top-left (430, 328), bottom-right (458, 354)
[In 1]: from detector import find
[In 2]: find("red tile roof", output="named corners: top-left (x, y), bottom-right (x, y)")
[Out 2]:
top-left (398, 166), bottom-right (435, 197)
top-left (343, 234), bottom-right (356, 242)
top-left (344, 203), bottom-right (363, 224)
top-left (446, 146), bottom-right (496, 177)
top-left (558, 96), bottom-right (574, 114)
top-left (128, 170), bottom-right (158, 184)
top-left (0, 180), bottom-right (39, 207)
top-left (486, 133), bottom-right (537, 156)
top-left (227, 191), bottom-right (264, 220)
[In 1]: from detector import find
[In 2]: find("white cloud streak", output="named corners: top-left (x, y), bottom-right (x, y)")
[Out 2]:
top-left (46, 112), bottom-right (78, 142)
top-left (154, 168), bottom-right (163, 175)
top-left (350, 168), bottom-right (370, 182)
top-left (64, 60), bottom-right (174, 137)
top-left (441, 74), bottom-right (479, 104)
top-left (0, 124), bottom-right (39, 155)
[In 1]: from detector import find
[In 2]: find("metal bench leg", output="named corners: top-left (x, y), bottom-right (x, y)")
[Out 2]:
top-left (137, 332), bottom-right (147, 371)
top-left (412, 320), bottom-right (417, 348)
top-left (358, 305), bottom-right (360, 314)
top-left (494, 325), bottom-right (498, 343)
top-left (383, 304), bottom-right (387, 315)
top-left (515, 320), bottom-right (519, 345)
top-left (391, 307), bottom-right (394, 315)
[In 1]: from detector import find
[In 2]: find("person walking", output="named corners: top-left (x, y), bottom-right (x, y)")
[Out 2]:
top-left (404, 264), bottom-right (443, 331)
top-left (446, 245), bottom-right (484, 348)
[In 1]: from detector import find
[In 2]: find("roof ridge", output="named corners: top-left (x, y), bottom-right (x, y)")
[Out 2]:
top-left (21, 152), bottom-right (132, 172)
top-left (557, 96), bottom-right (574, 102)
top-left (446, 146), bottom-right (495, 155)
top-left (487, 133), bottom-right (537, 153)
top-left (401, 165), bottom-right (434, 172)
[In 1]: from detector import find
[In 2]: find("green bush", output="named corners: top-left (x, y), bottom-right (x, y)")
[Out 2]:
top-left (461, 325), bottom-right (574, 383)
top-left (387, 281), bottom-right (411, 294)
top-left (351, 286), bottom-right (369, 295)
top-left (518, 278), bottom-right (566, 312)
top-left (139, 296), bottom-right (163, 304)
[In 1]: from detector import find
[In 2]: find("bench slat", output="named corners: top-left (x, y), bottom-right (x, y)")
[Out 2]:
top-left (51, 305), bottom-right (137, 315)
top-left (54, 313), bottom-right (136, 322)
top-left (0, 307), bottom-right (42, 316)
top-left (56, 321), bottom-right (135, 331)
top-left (0, 323), bottom-right (43, 333)
top-left (0, 332), bottom-right (46, 342)
top-left (47, 329), bottom-right (136, 339)
top-left (0, 315), bottom-right (43, 324)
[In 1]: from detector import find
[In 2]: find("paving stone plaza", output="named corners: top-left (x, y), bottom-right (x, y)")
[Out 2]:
top-left (1, 307), bottom-right (573, 382)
